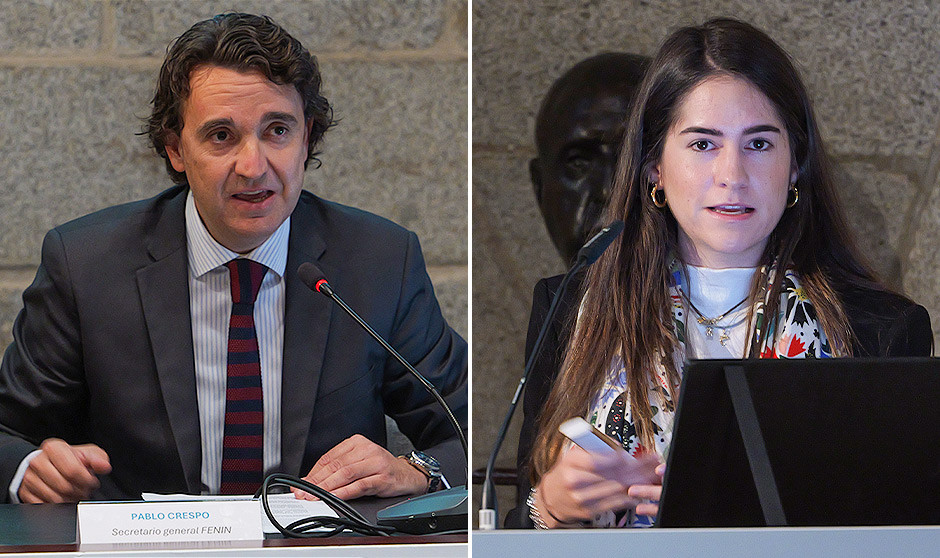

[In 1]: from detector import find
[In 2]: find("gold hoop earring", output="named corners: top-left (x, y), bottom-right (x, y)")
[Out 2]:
top-left (650, 183), bottom-right (667, 208)
top-left (787, 184), bottom-right (799, 208)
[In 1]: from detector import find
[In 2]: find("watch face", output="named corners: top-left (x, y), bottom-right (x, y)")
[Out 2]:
top-left (411, 450), bottom-right (441, 473)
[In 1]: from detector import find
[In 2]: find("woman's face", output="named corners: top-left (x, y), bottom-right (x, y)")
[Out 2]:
top-left (652, 75), bottom-right (797, 268)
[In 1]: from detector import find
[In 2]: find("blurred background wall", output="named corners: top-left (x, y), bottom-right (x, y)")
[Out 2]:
top-left (0, 0), bottom-right (467, 353)
top-left (472, 0), bottom-right (940, 525)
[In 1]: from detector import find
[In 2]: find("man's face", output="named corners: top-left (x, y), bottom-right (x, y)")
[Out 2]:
top-left (531, 85), bottom-right (631, 264)
top-left (165, 65), bottom-right (311, 253)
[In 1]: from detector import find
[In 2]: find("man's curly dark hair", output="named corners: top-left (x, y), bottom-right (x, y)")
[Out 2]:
top-left (146, 13), bottom-right (335, 184)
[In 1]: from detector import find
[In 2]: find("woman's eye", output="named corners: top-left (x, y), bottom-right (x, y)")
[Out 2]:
top-left (749, 138), bottom-right (771, 151)
top-left (691, 140), bottom-right (712, 151)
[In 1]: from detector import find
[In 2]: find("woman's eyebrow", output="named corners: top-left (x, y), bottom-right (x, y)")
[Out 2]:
top-left (678, 124), bottom-right (782, 136)
top-left (743, 124), bottom-right (782, 135)
top-left (678, 126), bottom-right (721, 136)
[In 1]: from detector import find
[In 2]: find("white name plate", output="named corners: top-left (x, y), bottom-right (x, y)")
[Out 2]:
top-left (77, 499), bottom-right (263, 547)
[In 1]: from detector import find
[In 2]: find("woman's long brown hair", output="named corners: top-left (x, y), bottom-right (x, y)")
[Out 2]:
top-left (531, 18), bottom-right (883, 482)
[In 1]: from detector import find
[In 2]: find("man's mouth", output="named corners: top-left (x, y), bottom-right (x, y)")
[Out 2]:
top-left (232, 190), bottom-right (274, 203)
top-left (708, 204), bottom-right (753, 216)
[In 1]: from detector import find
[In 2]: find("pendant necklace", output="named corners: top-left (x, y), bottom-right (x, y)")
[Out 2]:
top-left (677, 286), bottom-right (748, 346)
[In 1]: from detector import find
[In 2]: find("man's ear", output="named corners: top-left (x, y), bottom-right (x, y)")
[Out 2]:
top-left (530, 158), bottom-right (543, 204)
top-left (164, 133), bottom-right (186, 173)
top-left (304, 118), bottom-right (314, 147)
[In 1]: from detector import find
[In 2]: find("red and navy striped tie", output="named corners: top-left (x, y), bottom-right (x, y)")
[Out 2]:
top-left (220, 258), bottom-right (267, 495)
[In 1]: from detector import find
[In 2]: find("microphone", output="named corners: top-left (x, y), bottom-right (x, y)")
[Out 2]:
top-left (576, 220), bottom-right (625, 266)
top-left (298, 262), bottom-right (469, 535)
top-left (478, 220), bottom-right (624, 530)
top-left (297, 262), bottom-right (467, 458)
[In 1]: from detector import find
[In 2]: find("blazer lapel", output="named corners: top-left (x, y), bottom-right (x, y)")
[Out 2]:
top-left (280, 194), bottom-right (332, 476)
top-left (135, 190), bottom-right (202, 493)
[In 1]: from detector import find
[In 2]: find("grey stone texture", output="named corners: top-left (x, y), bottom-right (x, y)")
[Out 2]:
top-left (473, 1), bottom-right (940, 158)
top-left (0, 66), bottom-right (165, 265)
top-left (313, 60), bottom-right (468, 266)
top-left (835, 161), bottom-right (922, 290)
top-left (473, 0), bottom-right (940, 526)
top-left (0, 0), bottom-right (103, 53)
top-left (0, 2), bottom-right (467, 382)
top-left (112, 0), bottom-right (451, 56)
top-left (904, 151), bottom-right (940, 345)
top-left (429, 266), bottom-right (469, 339)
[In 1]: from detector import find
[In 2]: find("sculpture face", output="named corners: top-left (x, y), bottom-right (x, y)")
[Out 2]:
top-left (531, 54), bottom-right (647, 264)
top-left (532, 88), bottom-right (630, 264)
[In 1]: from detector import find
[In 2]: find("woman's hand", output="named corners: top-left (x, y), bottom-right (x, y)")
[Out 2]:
top-left (628, 462), bottom-right (666, 517)
top-left (534, 445), bottom-right (661, 528)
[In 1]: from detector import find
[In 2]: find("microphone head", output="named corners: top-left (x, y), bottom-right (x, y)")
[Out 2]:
top-left (297, 262), bottom-right (331, 295)
top-left (575, 220), bottom-right (625, 267)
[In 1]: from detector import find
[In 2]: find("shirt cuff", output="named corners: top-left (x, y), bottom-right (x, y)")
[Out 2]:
top-left (9, 449), bottom-right (42, 503)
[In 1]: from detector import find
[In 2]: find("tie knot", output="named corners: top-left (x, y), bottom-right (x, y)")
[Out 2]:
top-left (226, 259), bottom-right (267, 304)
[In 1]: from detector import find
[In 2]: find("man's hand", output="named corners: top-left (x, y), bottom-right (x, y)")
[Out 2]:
top-left (293, 434), bottom-right (427, 501)
top-left (18, 438), bottom-right (112, 504)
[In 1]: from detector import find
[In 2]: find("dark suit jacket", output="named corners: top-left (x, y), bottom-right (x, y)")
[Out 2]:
top-left (505, 273), bottom-right (932, 527)
top-left (0, 186), bottom-right (467, 501)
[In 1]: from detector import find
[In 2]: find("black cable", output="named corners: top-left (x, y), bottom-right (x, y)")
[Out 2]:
top-left (255, 473), bottom-right (397, 537)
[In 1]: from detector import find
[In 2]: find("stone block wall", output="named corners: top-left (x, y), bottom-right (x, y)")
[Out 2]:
top-left (0, 0), bottom-right (468, 355)
top-left (472, 0), bottom-right (940, 524)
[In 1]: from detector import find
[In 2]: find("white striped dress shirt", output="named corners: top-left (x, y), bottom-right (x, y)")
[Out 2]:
top-left (185, 192), bottom-right (288, 494)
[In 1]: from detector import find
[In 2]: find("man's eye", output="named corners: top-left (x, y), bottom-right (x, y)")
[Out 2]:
top-left (211, 130), bottom-right (229, 142)
top-left (272, 125), bottom-right (288, 136)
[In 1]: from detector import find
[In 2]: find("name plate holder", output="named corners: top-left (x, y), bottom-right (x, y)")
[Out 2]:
top-left (77, 499), bottom-right (263, 550)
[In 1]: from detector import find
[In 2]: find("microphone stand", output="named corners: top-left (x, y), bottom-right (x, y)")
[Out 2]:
top-left (478, 221), bottom-right (624, 530)
top-left (297, 262), bottom-right (469, 535)
top-left (313, 277), bottom-right (467, 458)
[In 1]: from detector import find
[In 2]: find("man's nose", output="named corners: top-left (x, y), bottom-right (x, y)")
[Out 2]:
top-left (582, 146), bottom-right (617, 206)
top-left (594, 148), bottom-right (618, 203)
top-left (234, 138), bottom-right (267, 179)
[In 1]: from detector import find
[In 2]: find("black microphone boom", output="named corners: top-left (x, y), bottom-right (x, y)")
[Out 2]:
top-left (478, 220), bottom-right (624, 530)
top-left (298, 263), bottom-right (469, 534)
top-left (297, 262), bottom-right (468, 459)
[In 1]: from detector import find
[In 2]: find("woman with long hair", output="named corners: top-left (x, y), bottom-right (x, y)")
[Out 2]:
top-left (514, 18), bottom-right (932, 529)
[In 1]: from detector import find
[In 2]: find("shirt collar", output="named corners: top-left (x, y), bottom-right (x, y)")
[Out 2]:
top-left (185, 190), bottom-right (290, 279)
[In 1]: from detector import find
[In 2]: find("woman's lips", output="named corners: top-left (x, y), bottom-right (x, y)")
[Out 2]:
top-left (708, 204), bottom-right (753, 216)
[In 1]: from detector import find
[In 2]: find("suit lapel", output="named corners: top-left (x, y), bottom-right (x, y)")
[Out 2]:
top-left (280, 194), bottom-right (332, 476)
top-left (135, 189), bottom-right (202, 493)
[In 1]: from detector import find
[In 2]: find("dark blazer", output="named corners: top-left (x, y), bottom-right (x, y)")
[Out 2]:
top-left (505, 273), bottom-right (932, 527)
top-left (0, 186), bottom-right (467, 501)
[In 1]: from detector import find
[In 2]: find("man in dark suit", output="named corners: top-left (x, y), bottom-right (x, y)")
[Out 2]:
top-left (0, 13), bottom-right (466, 503)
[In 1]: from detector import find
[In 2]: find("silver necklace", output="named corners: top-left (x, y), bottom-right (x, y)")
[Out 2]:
top-left (678, 286), bottom-right (748, 346)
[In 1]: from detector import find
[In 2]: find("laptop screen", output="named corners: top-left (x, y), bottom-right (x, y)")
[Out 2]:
top-left (656, 358), bottom-right (940, 527)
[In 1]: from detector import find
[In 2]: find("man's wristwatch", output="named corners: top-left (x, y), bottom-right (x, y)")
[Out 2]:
top-left (400, 450), bottom-right (446, 493)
